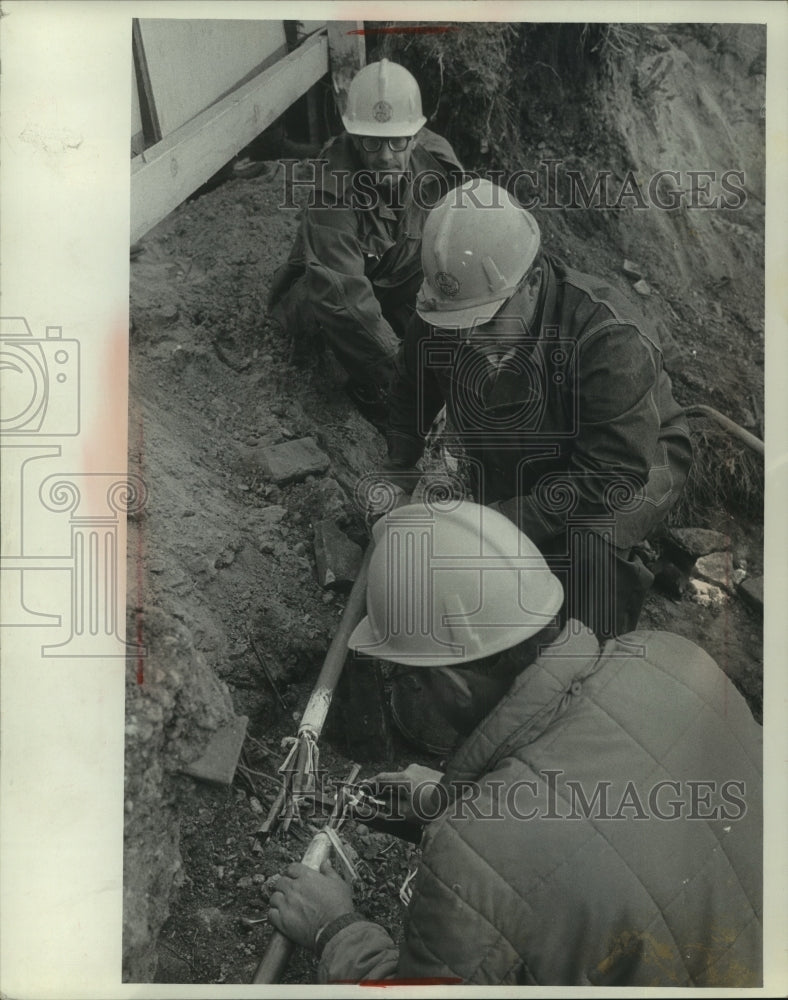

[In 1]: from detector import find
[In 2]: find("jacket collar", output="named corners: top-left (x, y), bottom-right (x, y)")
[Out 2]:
top-left (444, 623), bottom-right (602, 784)
top-left (492, 252), bottom-right (558, 337)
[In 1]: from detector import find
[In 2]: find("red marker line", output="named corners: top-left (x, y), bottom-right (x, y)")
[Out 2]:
top-left (348, 25), bottom-right (459, 36)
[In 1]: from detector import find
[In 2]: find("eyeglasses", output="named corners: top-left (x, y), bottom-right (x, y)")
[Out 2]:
top-left (359, 136), bottom-right (412, 153)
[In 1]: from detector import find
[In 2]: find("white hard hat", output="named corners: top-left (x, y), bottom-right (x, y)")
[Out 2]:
top-left (349, 500), bottom-right (563, 666)
top-left (417, 179), bottom-right (541, 329)
top-left (342, 59), bottom-right (427, 137)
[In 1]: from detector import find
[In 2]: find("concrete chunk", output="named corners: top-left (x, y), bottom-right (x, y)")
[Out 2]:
top-left (182, 715), bottom-right (249, 786)
top-left (622, 259), bottom-right (643, 280)
top-left (737, 576), bottom-right (763, 612)
top-left (633, 279), bottom-right (651, 296)
top-left (314, 518), bottom-right (363, 589)
top-left (695, 551), bottom-right (736, 593)
top-left (665, 526), bottom-right (731, 559)
top-left (262, 437), bottom-right (330, 485)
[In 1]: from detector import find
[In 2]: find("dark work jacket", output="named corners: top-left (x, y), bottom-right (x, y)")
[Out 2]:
top-left (387, 254), bottom-right (692, 548)
top-left (284, 129), bottom-right (463, 375)
top-left (318, 626), bottom-right (762, 986)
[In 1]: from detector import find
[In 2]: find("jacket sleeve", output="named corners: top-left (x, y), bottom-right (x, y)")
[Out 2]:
top-left (320, 824), bottom-right (524, 985)
top-left (303, 203), bottom-right (400, 376)
top-left (318, 920), bottom-right (400, 984)
top-left (386, 315), bottom-right (446, 469)
top-left (316, 890), bottom-right (489, 986)
top-left (502, 323), bottom-right (666, 544)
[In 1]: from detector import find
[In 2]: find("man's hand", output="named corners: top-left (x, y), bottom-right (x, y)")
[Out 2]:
top-left (268, 859), bottom-right (354, 951)
top-left (370, 764), bottom-right (447, 824)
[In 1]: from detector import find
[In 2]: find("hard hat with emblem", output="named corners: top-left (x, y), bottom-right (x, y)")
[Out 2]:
top-left (417, 179), bottom-right (541, 329)
top-left (348, 499), bottom-right (563, 666)
top-left (342, 59), bottom-right (427, 137)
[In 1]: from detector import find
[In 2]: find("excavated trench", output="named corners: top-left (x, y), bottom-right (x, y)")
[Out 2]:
top-left (124, 23), bottom-right (765, 984)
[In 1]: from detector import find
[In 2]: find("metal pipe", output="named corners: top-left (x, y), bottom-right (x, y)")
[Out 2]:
top-left (298, 545), bottom-right (373, 739)
top-left (685, 404), bottom-right (764, 456)
top-left (253, 763), bottom-right (361, 983)
top-left (253, 545), bottom-right (372, 840)
top-left (252, 831), bottom-right (333, 984)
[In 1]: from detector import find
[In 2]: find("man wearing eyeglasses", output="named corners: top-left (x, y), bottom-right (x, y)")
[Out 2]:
top-left (268, 60), bottom-right (462, 426)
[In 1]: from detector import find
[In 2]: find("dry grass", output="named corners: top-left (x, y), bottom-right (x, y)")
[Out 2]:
top-left (371, 22), bottom-right (521, 169)
top-left (669, 421), bottom-right (764, 526)
top-left (367, 22), bottom-right (650, 171)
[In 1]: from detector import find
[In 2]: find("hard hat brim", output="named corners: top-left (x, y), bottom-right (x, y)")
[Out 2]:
top-left (342, 115), bottom-right (426, 138)
top-left (348, 572), bottom-right (564, 668)
top-left (416, 294), bottom-right (507, 331)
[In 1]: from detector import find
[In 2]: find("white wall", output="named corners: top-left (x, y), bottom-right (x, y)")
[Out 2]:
top-left (135, 18), bottom-right (288, 138)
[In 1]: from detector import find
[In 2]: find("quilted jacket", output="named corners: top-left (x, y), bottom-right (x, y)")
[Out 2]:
top-left (387, 254), bottom-right (693, 548)
top-left (319, 626), bottom-right (762, 986)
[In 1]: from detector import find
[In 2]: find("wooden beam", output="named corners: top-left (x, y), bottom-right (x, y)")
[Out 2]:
top-left (130, 30), bottom-right (328, 244)
top-left (327, 21), bottom-right (365, 118)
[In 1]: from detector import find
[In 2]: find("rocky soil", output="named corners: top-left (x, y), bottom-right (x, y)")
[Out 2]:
top-left (123, 23), bottom-right (765, 985)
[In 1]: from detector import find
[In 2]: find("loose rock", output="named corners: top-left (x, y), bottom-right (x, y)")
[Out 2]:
top-left (664, 526), bottom-right (731, 559)
top-left (623, 259), bottom-right (643, 280)
top-left (737, 576), bottom-right (763, 612)
top-left (316, 477), bottom-right (350, 523)
top-left (261, 437), bottom-right (330, 485)
top-left (695, 551), bottom-right (736, 593)
top-left (313, 519), bottom-right (363, 589)
top-left (257, 504), bottom-right (286, 527)
top-left (181, 715), bottom-right (249, 786)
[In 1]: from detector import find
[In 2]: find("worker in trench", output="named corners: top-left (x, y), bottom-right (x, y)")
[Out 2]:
top-left (365, 177), bottom-right (693, 643)
top-left (267, 501), bottom-right (762, 986)
top-left (267, 59), bottom-right (463, 428)
top-left (356, 177), bottom-right (693, 753)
